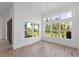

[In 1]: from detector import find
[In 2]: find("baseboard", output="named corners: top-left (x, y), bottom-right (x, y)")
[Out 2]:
top-left (12, 39), bottom-right (78, 50)
top-left (41, 40), bottom-right (78, 50)
top-left (13, 39), bottom-right (41, 50)
top-left (0, 38), bottom-right (6, 40)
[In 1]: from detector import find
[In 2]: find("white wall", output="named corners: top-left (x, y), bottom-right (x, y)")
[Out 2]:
top-left (0, 3), bottom-right (14, 40)
top-left (0, 16), bottom-right (6, 40)
top-left (41, 4), bottom-right (78, 49)
top-left (0, 16), bottom-right (2, 39)
top-left (78, 3), bottom-right (79, 52)
top-left (13, 3), bottom-right (41, 49)
top-left (13, 3), bottom-right (78, 49)
top-left (5, 3), bottom-right (14, 40)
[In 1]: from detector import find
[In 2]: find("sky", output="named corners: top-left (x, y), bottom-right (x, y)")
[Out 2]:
top-left (27, 23), bottom-right (38, 29)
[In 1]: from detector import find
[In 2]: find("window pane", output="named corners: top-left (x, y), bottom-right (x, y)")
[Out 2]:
top-left (33, 24), bottom-right (39, 37)
top-left (60, 22), bottom-right (67, 38)
top-left (65, 21), bottom-right (72, 39)
top-left (59, 21), bottom-right (72, 39)
top-left (45, 24), bottom-right (51, 37)
top-left (60, 12), bottom-right (72, 20)
top-left (51, 23), bottom-right (60, 38)
top-left (44, 21), bottom-right (72, 39)
top-left (25, 22), bottom-right (32, 38)
top-left (50, 15), bottom-right (60, 20)
top-left (50, 11), bottom-right (72, 21)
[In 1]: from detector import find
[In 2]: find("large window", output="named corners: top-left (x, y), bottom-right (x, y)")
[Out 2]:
top-left (25, 22), bottom-right (39, 38)
top-left (44, 12), bottom-right (72, 39)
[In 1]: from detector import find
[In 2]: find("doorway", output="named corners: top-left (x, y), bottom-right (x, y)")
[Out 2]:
top-left (7, 19), bottom-right (12, 44)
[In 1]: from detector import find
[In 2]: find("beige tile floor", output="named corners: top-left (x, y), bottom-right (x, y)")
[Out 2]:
top-left (0, 40), bottom-right (78, 57)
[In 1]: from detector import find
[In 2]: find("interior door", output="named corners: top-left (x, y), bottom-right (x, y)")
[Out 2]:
top-left (7, 19), bottom-right (12, 44)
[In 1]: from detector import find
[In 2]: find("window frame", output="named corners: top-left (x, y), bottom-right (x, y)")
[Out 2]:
top-left (24, 22), bottom-right (39, 38)
top-left (44, 12), bottom-right (72, 39)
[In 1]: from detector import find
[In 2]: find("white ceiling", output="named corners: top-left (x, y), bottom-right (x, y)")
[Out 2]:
top-left (25, 2), bottom-right (77, 15)
top-left (0, 2), bottom-right (77, 16)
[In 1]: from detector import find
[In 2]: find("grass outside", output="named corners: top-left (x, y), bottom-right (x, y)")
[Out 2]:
top-left (25, 30), bottom-right (32, 37)
top-left (45, 32), bottom-right (66, 38)
top-left (25, 30), bottom-right (39, 37)
top-left (33, 32), bottom-right (39, 37)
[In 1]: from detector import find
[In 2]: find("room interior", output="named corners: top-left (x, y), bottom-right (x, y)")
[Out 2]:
top-left (0, 2), bottom-right (79, 57)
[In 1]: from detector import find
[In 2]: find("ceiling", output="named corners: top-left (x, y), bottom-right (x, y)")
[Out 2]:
top-left (0, 2), bottom-right (77, 16)
top-left (25, 2), bottom-right (77, 15)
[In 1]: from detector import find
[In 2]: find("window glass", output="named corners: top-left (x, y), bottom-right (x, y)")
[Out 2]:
top-left (50, 15), bottom-right (60, 20)
top-left (45, 24), bottom-right (51, 37)
top-left (50, 11), bottom-right (72, 20)
top-left (25, 22), bottom-right (32, 38)
top-left (51, 22), bottom-right (60, 38)
top-left (33, 24), bottom-right (39, 37)
top-left (60, 12), bottom-right (72, 20)
top-left (44, 12), bottom-right (72, 39)
top-left (25, 22), bottom-right (39, 38)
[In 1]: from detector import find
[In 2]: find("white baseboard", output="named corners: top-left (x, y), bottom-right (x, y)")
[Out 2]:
top-left (13, 39), bottom-right (41, 50)
top-left (0, 38), bottom-right (6, 40)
